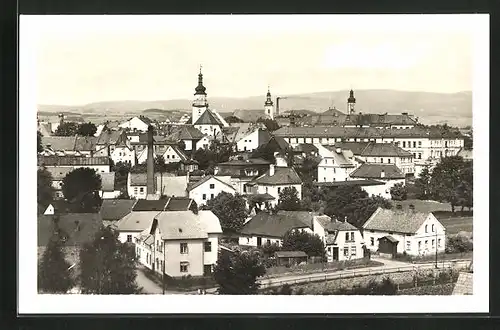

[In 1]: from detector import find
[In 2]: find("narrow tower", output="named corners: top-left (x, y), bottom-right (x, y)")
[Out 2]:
top-left (347, 89), bottom-right (356, 114)
top-left (264, 86), bottom-right (274, 120)
top-left (192, 65), bottom-right (208, 124)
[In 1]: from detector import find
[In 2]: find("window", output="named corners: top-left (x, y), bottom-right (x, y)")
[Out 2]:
top-left (180, 262), bottom-right (189, 273)
top-left (278, 187), bottom-right (281, 194)
top-left (202, 194), bottom-right (206, 200)
top-left (418, 141), bottom-right (422, 147)
top-left (345, 232), bottom-right (349, 241)
top-left (211, 194), bottom-right (214, 199)
top-left (388, 158), bottom-right (391, 163)
top-left (432, 224), bottom-right (435, 232)
top-left (204, 241), bottom-right (212, 252)
top-left (370, 237), bottom-right (374, 246)
top-left (406, 241), bottom-right (411, 251)
top-left (267, 239), bottom-right (271, 245)
top-left (343, 247), bottom-right (349, 257)
top-left (139, 187), bottom-right (144, 193)
top-left (209, 184), bottom-right (215, 189)
top-left (403, 141), bottom-right (406, 148)
top-left (425, 240), bottom-right (428, 248)
top-left (418, 153), bottom-right (422, 159)
top-left (351, 246), bottom-right (357, 256)
top-left (413, 141), bottom-right (416, 148)
top-left (180, 243), bottom-right (188, 254)
top-left (350, 232), bottom-right (354, 241)
top-left (265, 187), bottom-right (268, 194)
top-left (418, 241), bottom-right (422, 250)
top-left (172, 154), bottom-right (175, 159)
top-left (134, 187), bottom-right (138, 195)
top-left (166, 155), bottom-right (170, 159)
top-left (432, 239), bottom-right (435, 249)
top-left (413, 153), bottom-right (416, 158)
top-left (380, 158), bottom-right (383, 163)
top-left (438, 239), bottom-right (442, 248)
top-left (127, 235), bottom-right (132, 243)
top-left (425, 225), bottom-right (428, 233)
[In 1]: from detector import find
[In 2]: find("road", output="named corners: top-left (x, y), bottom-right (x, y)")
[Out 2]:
top-left (135, 267), bottom-right (189, 295)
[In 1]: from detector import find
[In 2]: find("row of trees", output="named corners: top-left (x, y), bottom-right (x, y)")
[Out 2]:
top-left (38, 226), bottom-right (140, 294)
top-left (53, 122), bottom-right (98, 137)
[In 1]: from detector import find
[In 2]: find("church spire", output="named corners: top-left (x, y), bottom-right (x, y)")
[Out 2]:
top-left (265, 85), bottom-right (274, 106)
top-left (347, 88), bottom-right (356, 114)
top-left (195, 65), bottom-right (206, 95)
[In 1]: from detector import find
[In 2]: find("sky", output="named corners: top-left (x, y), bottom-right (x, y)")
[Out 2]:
top-left (27, 15), bottom-right (476, 106)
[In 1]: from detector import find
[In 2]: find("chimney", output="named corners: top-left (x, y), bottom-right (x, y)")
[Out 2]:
top-left (344, 216), bottom-right (347, 223)
top-left (336, 147), bottom-right (341, 154)
top-left (269, 164), bottom-right (275, 176)
top-left (146, 125), bottom-right (155, 195)
top-left (380, 170), bottom-right (385, 178)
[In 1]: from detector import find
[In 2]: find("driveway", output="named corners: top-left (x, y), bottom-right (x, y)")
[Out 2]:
top-left (136, 268), bottom-right (163, 294)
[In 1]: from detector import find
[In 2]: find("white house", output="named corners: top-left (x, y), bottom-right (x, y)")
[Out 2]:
top-left (135, 210), bottom-right (223, 277)
top-left (358, 142), bottom-right (414, 176)
top-left (99, 172), bottom-right (121, 199)
top-left (118, 116), bottom-right (153, 132)
top-left (161, 145), bottom-right (188, 164)
top-left (226, 123), bottom-right (271, 152)
top-left (362, 206), bottom-right (446, 257)
top-left (246, 165), bottom-right (302, 207)
top-left (127, 173), bottom-right (150, 199)
top-left (316, 144), bottom-right (357, 182)
top-left (193, 109), bottom-right (224, 137)
top-left (315, 217), bottom-right (364, 262)
top-left (187, 175), bottom-right (236, 207)
top-left (349, 163), bottom-right (405, 199)
top-left (238, 211), bottom-right (329, 247)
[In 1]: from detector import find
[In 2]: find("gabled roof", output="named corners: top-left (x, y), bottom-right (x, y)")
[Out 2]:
top-left (133, 199), bottom-right (169, 211)
top-left (167, 145), bottom-right (188, 161)
top-left (46, 166), bottom-right (73, 181)
top-left (187, 175), bottom-right (235, 192)
top-left (240, 211), bottom-right (314, 238)
top-left (130, 173), bottom-right (159, 186)
top-left (168, 126), bottom-right (205, 140)
top-left (74, 136), bottom-right (98, 151)
top-left (326, 142), bottom-right (369, 156)
top-left (324, 220), bottom-right (358, 232)
top-left (99, 199), bottom-right (136, 221)
top-left (267, 136), bottom-right (290, 151)
top-left (100, 172), bottom-right (116, 192)
top-left (194, 109), bottom-right (223, 126)
top-left (252, 167), bottom-right (302, 185)
top-left (138, 116), bottom-right (153, 125)
top-left (38, 156), bottom-right (110, 167)
top-left (96, 129), bottom-right (126, 145)
top-left (350, 163), bottom-right (405, 179)
top-left (360, 142), bottom-right (413, 157)
top-left (321, 108), bottom-right (345, 116)
top-left (154, 211), bottom-right (211, 240)
top-left (165, 197), bottom-right (193, 211)
top-left (38, 213), bottom-right (102, 246)
top-left (218, 158), bottom-right (271, 166)
top-left (156, 174), bottom-right (188, 197)
top-left (363, 207), bottom-right (434, 234)
top-left (320, 145), bottom-right (356, 167)
top-left (42, 136), bottom-right (77, 151)
top-left (116, 211), bottom-right (157, 232)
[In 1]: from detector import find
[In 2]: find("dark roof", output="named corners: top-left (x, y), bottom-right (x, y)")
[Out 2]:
top-left (96, 129), bottom-right (126, 145)
top-left (360, 142), bottom-right (413, 157)
top-left (38, 213), bottom-right (102, 246)
top-left (324, 220), bottom-right (358, 232)
top-left (267, 136), bottom-right (289, 151)
top-left (331, 142), bottom-right (370, 155)
top-left (187, 175), bottom-right (234, 191)
top-left (132, 199), bottom-right (169, 211)
top-left (194, 110), bottom-right (223, 126)
top-left (275, 251), bottom-right (308, 258)
top-left (252, 167), bottom-right (302, 185)
top-left (315, 179), bottom-right (386, 187)
top-left (138, 116), bottom-right (153, 125)
top-left (363, 207), bottom-right (433, 234)
top-left (165, 197), bottom-right (193, 211)
top-left (38, 156), bottom-right (110, 167)
top-left (166, 126), bottom-right (205, 140)
top-left (321, 108), bottom-right (345, 116)
top-left (240, 211), bottom-right (313, 237)
top-left (380, 235), bottom-right (399, 243)
top-left (293, 143), bottom-right (318, 154)
top-left (350, 163), bottom-right (405, 179)
top-left (46, 200), bottom-right (74, 214)
top-left (74, 136), bottom-right (98, 151)
top-left (99, 199), bottom-right (136, 221)
top-left (42, 136), bottom-right (76, 151)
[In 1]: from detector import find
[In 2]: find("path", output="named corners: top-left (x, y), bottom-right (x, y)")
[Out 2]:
top-left (135, 267), bottom-right (187, 295)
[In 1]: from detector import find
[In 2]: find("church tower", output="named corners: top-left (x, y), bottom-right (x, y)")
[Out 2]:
top-left (347, 89), bottom-right (356, 114)
top-left (264, 86), bottom-right (274, 120)
top-left (192, 66), bottom-right (208, 124)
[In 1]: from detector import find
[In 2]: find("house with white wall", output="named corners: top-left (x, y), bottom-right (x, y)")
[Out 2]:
top-left (238, 211), bottom-right (329, 247)
top-left (45, 166), bottom-right (73, 199)
top-left (316, 144), bottom-right (357, 183)
top-left (165, 126), bottom-right (207, 151)
top-left (119, 116), bottom-right (153, 132)
top-left (358, 142), bottom-right (414, 176)
top-left (193, 110), bottom-right (224, 137)
top-left (135, 210), bottom-right (222, 277)
top-left (214, 157), bottom-right (272, 195)
top-left (315, 217), bottom-right (364, 262)
top-left (362, 206), bottom-right (446, 257)
top-left (127, 173), bottom-right (151, 199)
top-left (223, 123), bottom-right (271, 152)
top-left (349, 163), bottom-right (405, 199)
top-left (187, 175), bottom-right (236, 207)
top-left (161, 145), bottom-right (188, 164)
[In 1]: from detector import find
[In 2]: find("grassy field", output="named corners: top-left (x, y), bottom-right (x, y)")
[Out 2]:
top-left (390, 199), bottom-right (452, 213)
top-left (439, 217), bottom-right (473, 234)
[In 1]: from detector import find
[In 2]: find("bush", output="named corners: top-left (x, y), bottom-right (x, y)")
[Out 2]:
top-left (390, 183), bottom-right (408, 201)
top-left (446, 235), bottom-right (473, 254)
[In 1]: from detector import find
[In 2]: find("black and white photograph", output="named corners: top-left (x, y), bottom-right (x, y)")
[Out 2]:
top-left (19, 14), bottom-right (489, 314)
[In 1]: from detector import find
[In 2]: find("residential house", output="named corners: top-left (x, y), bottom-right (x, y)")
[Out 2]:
top-left (119, 116), bottom-right (154, 132)
top-left (246, 165), bottom-right (302, 207)
top-left (127, 173), bottom-right (155, 199)
top-left (238, 211), bottom-right (330, 247)
top-left (45, 166), bottom-right (73, 199)
top-left (362, 206), bottom-right (446, 257)
top-left (214, 157), bottom-right (271, 195)
top-left (193, 109), bottom-right (224, 137)
top-left (135, 210), bottom-right (223, 277)
top-left (94, 129), bottom-right (134, 165)
top-left (223, 123), bottom-right (271, 152)
top-left (38, 156), bottom-right (111, 173)
top-left (40, 136), bottom-right (97, 157)
top-left (316, 144), bottom-right (357, 182)
top-left (187, 175), bottom-right (236, 206)
top-left (315, 217), bottom-right (364, 262)
top-left (165, 126), bottom-right (208, 151)
top-left (99, 199), bottom-right (136, 227)
top-left (349, 163), bottom-right (405, 199)
top-left (99, 172), bottom-right (121, 199)
top-left (162, 144), bottom-right (189, 164)
top-left (357, 142), bottom-right (415, 176)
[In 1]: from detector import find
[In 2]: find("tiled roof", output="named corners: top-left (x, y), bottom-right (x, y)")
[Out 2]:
top-left (294, 143), bottom-right (318, 154)
top-left (46, 166), bottom-right (73, 181)
top-left (363, 207), bottom-right (431, 234)
top-left (198, 210), bottom-right (223, 234)
top-left (321, 108), bottom-right (345, 116)
top-left (138, 116), bottom-right (153, 125)
top-left (452, 272), bottom-right (473, 295)
top-left (38, 156), bottom-right (110, 167)
top-left (169, 145), bottom-right (188, 161)
top-left (267, 136), bottom-right (290, 151)
top-left (133, 199), bottom-right (169, 211)
top-left (331, 142), bottom-right (370, 155)
top-left (99, 172), bottom-right (116, 192)
top-left (116, 211), bottom-right (157, 232)
top-left (275, 251), bottom-right (308, 258)
top-left (381, 235), bottom-right (399, 243)
top-left (187, 175), bottom-right (235, 192)
top-left (171, 126), bottom-right (205, 140)
top-left (38, 213), bottom-right (102, 246)
top-left (315, 179), bottom-right (386, 187)
top-left (239, 211), bottom-right (314, 238)
top-left (350, 163), bottom-right (405, 179)
top-left (99, 199), bottom-right (136, 221)
top-left (324, 220), bottom-right (358, 232)
top-left (194, 109), bottom-right (223, 126)
top-left (165, 197), bottom-right (193, 211)
top-left (157, 174), bottom-right (188, 197)
top-left (74, 136), bottom-right (98, 151)
top-left (247, 193), bottom-right (276, 201)
top-left (252, 167), bottom-right (302, 185)
top-left (42, 136), bottom-right (76, 151)
top-left (360, 142), bottom-right (413, 157)
top-left (155, 211), bottom-right (208, 240)
top-left (96, 129), bottom-right (126, 145)
top-left (321, 145), bottom-right (356, 167)
top-left (130, 173), bottom-right (160, 186)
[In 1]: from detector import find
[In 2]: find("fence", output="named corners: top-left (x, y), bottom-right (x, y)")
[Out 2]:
top-left (258, 259), bottom-right (470, 289)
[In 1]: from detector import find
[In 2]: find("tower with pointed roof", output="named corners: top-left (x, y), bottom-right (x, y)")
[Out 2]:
top-left (347, 89), bottom-right (356, 114)
top-left (192, 66), bottom-right (208, 124)
top-left (264, 86), bottom-right (275, 120)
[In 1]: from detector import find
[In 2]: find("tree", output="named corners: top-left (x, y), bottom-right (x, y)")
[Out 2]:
top-left (77, 122), bottom-right (97, 136)
top-left (37, 131), bottom-right (43, 153)
top-left (54, 122), bottom-right (79, 136)
top-left (294, 155), bottom-right (320, 183)
top-left (415, 167), bottom-right (432, 199)
top-left (79, 226), bottom-right (141, 294)
top-left (282, 230), bottom-right (326, 259)
top-left (301, 182), bottom-right (325, 212)
top-left (456, 161), bottom-right (473, 211)
top-left (260, 242), bottom-right (281, 259)
top-left (250, 144), bottom-right (276, 163)
top-left (38, 167), bottom-right (55, 210)
top-left (62, 168), bottom-right (102, 212)
top-left (429, 156), bottom-right (468, 212)
top-left (38, 233), bottom-right (74, 293)
top-left (203, 192), bottom-right (248, 231)
top-left (390, 183), bottom-right (407, 201)
top-left (213, 249), bottom-right (266, 295)
top-left (111, 161), bottom-right (131, 192)
top-left (154, 155), bottom-right (167, 173)
top-left (277, 186), bottom-right (302, 211)
top-left (130, 163), bottom-right (147, 173)
top-left (257, 118), bottom-right (280, 132)
top-left (225, 115), bottom-right (244, 124)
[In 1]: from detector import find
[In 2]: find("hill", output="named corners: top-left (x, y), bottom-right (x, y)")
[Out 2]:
top-left (38, 89), bottom-right (472, 126)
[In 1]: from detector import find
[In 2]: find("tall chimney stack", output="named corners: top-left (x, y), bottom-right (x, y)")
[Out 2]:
top-left (146, 125), bottom-right (155, 195)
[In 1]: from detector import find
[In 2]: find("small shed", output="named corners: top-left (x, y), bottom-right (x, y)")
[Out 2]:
top-left (274, 251), bottom-right (308, 267)
top-left (378, 235), bottom-right (399, 258)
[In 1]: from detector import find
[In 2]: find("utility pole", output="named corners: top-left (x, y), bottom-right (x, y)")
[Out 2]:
top-left (435, 229), bottom-right (438, 269)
